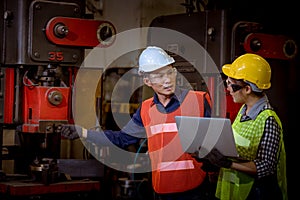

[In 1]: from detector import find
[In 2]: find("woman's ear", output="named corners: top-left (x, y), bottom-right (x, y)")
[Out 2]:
top-left (244, 84), bottom-right (252, 94)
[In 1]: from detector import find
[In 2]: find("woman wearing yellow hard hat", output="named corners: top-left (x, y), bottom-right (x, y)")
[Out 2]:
top-left (204, 53), bottom-right (287, 200)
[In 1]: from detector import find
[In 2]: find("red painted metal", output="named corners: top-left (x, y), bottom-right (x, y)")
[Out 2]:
top-left (4, 68), bottom-right (15, 124)
top-left (22, 86), bottom-right (70, 133)
top-left (45, 17), bottom-right (116, 48)
top-left (207, 76), bottom-right (215, 107)
top-left (244, 33), bottom-right (297, 60)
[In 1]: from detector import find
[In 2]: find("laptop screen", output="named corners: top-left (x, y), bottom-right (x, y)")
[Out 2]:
top-left (175, 116), bottom-right (239, 158)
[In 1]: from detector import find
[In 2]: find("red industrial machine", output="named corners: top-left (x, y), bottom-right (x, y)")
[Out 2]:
top-left (0, 0), bottom-right (116, 197)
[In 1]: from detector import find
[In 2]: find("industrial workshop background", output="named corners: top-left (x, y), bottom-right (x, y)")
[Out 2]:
top-left (0, 0), bottom-right (298, 199)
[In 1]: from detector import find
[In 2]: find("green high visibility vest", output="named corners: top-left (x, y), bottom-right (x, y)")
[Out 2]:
top-left (215, 109), bottom-right (287, 200)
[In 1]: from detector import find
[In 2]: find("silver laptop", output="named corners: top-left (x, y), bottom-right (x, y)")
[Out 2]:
top-left (175, 116), bottom-right (239, 158)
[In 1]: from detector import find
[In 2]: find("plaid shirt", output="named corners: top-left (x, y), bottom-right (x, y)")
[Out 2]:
top-left (239, 95), bottom-right (281, 179)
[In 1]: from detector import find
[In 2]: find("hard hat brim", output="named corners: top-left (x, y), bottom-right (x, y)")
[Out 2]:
top-left (222, 64), bottom-right (233, 77)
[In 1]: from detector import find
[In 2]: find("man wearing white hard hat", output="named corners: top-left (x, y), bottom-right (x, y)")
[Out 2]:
top-left (62, 46), bottom-right (213, 199)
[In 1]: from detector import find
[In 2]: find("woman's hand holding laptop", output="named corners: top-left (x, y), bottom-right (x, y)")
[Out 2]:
top-left (200, 148), bottom-right (232, 168)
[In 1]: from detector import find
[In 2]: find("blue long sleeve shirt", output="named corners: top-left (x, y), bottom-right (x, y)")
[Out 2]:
top-left (86, 87), bottom-right (211, 149)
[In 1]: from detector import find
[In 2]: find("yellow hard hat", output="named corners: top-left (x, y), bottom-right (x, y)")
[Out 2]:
top-left (222, 53), bottom-right (271, 90)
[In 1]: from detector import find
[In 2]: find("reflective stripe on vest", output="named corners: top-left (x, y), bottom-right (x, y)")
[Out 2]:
top-left (158, 160), bottom-right (194, 171)
top-left (150, 123), bottom-right (178, 136)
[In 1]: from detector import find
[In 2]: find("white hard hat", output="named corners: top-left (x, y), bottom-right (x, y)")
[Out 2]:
top-left (138, 46), bottom-right (175, 73)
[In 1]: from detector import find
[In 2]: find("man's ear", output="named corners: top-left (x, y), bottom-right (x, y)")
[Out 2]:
top-left (143, 77), bottom-right (152, 87)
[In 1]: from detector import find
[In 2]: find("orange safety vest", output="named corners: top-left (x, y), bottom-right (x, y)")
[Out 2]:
top-left (141, 90), bottom-right (211, 194)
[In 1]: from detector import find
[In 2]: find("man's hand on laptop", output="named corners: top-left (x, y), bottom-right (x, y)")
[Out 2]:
top-left (204, 148), bottom-right (232, 168)
top-left (191, 150), bottom-right (220, 172)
